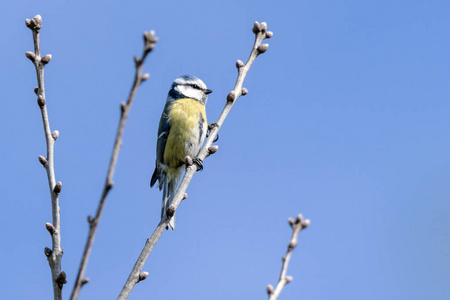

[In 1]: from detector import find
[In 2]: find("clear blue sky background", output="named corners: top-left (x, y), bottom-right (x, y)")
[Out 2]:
top-left (1, 0), bottom-right (449, 299)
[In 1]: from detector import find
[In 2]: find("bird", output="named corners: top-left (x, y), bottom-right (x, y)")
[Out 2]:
top-left (150, 75), bottom-right (212, 230)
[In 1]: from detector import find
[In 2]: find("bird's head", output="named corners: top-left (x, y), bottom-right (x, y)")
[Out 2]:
top-left (168, 75), bottom-right (212, 105)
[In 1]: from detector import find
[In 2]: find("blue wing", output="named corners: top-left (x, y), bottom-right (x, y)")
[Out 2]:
top-left (150, 102), bottom-right (171, 189)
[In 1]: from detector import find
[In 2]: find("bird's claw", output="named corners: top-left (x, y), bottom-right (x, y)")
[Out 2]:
top-left (208, 123), bottom-right (218, 131)
top-left (193, 157), bottom-right (203, 172)
top-left (207, 123), bottom-right (219, 142)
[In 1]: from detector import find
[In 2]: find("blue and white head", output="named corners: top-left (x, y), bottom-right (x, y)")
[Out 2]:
top-left (168, 75), bottom-right (212, 105)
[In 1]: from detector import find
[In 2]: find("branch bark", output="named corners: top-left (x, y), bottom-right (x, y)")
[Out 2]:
top-left (266, 214), bottom-right (310, 300)
top-left (70, 31), bottom-right (158, 300)
top-left (117, 21), bottom-right (273, 300)
top-left (25, 15), bottom-right (66, 300)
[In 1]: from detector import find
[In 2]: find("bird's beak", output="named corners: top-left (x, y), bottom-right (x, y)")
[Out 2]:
top-left (204, 89), bottom-right (213, 95)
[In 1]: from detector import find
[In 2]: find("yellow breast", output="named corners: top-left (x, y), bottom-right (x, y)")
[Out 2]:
top-left (164, 98), bottom-right (207, 172)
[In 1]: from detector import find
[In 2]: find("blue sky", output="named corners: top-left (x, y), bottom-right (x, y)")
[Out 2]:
top-left (1, 0), bottom-right (449, 299)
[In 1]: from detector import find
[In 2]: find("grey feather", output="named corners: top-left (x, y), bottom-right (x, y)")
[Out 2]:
top-left (161, 175), bottom-right (178, 230)
top-left (150, 102), bottom-right (171, 190)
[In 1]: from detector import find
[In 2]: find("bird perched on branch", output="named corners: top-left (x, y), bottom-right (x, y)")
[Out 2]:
top-left (150, 75), bottom-right (212, 230)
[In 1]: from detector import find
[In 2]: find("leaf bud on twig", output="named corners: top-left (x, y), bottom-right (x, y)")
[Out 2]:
top-left (37, 95), bottom-right (46, 108)
top-left (301, 219), bottom-right (311, 229)
top-left (51, 130), bottom-right (59, 140)
top-left (236, 60), bottom-right (244, 69)
top-left (288, 217), bottom-right (295, 227)
top-left (241, 88), bottom-right (248, 96)
top-left (38, 155), bottom-right (47, 166)
top-left (138, 272), bottom-right (149, 282)
top-left (33, 15), bottom-right (42, 23)
top-left (41, 54), bottom-right (52, 65)
top-left (144, 30), bottom-right (158, 53)
top-left (266, 284), bottom-right (274, 294)
top-left (208, 145), bottom-right (218, 155)
top-left (44, 247), bottom-right (52, 257)
top-left (25, 15), bottom-right (42, 31)
top-left (260, 22), bottom-right (267, 32)
top-left (227, 91), bottom-right (236, 103)
top-left (144, 30), bottom-right (158, 44)
top-left (106, 180), bottom-right (114, 190)
top-left (146, 44), bottom-right (155, 52)
top-left (120, 102), bottom-right (127, 113)
top-left (285, 276), bottom-right (293, 283)
top-left (53, 181), bottom-right (62, 194)
top-left (252, 21), bottom-right (261, 34)
top-left (32, 15), bottom-right (42, 31)
top-left (34, 87), bottom-right (39, 95)
top-left (25, 51), bottom-right (36, 62)
top-left (141, 73), bottom-right (150, 81)
top-left (257, 44), bottom-right (269, 54)
top-left (182, 193), bottom-right (188, 200)
top-left (296, 214), bottom-right (303, 223)
top-left (45, 222), bottom-right (56, 235)
top-left (288, 240), bottom-right (298, 250)
top-left (265, 31), bottom-right (274, 39)
top-left (81, 278), bottom-right (90, 286)
top-left (56, 271), bottom-right (67, 288)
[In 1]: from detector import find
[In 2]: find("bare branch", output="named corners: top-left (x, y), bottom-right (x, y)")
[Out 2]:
top-left (267, 214), bottom-right (310, 300)
top-left (25, 14), bottom-right (65, 300)
top-left (117, 21), bottom-right (273, 299)
top-left (70, 31), bottom-right (158, 300)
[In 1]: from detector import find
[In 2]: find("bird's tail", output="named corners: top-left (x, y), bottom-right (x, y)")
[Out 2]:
top-left (161, 175), bottom-right (177, 230)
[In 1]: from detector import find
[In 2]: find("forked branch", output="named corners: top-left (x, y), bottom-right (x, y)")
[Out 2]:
top-left (117, 21), bottom-right (273, 300)
top-left (25, 14), bottom-right (66, 300)
top-left (70, 31), bottom-right (158, 300)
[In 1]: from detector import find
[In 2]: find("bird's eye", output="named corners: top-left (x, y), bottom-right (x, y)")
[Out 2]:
top-left (192, 84), bottom-right (200, 89)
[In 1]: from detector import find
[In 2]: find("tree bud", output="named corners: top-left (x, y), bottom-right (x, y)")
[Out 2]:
top-left (227, 91), bottom-right (236, 103)
top-left (257, 44), bottom-right (269, 54)
top-left (138, 272), bottom-right (149, 282)
top-left (38, 155), bottom-right (47, 166)
top-left (252, 21), bottom-right (261, 34)
top-left (51, 130), bottom-right (59, 140)
top-left (25, 51), bottom-right (36, 62)
top-left (236, 60), bottom-right (244, 69)
top-left (260, 22), bottom-right (267, 31)
top-left (37, 95), bottom-right (45, 108)
top-left (41, 54), bottom-right (52, 65)
top-left (45, 222), bottom-right (55, 234)
top-left (53, 181), bottom-right (62, 194)
top-left (44, 247), bottom-right (52, 257)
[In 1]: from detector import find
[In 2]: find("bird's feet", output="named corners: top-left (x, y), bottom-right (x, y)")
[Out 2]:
top-left (207, 123), bottom-right (219, 142)
top-left (193, 157), bottom-right (203, 172)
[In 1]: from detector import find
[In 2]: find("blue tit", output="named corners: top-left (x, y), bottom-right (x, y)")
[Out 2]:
top-left (150, 75), bottom-right (212, 230)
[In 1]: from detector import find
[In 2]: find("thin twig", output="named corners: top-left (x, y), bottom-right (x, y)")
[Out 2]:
top-left (70, 31), bottom-right (158, 300)
top-left (266, 214), bottom-right (310, 300)
top-left (117, 21), bottom-right (273, 300)
top-left (25, 15), bottom-right (66, 300)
